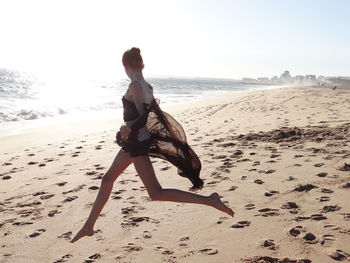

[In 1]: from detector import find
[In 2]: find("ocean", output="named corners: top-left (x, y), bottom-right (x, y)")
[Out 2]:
top-left (0, 69), bottom-right (276, 136)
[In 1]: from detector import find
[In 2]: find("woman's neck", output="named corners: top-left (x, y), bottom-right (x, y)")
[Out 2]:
top-left (129, 71), bottom-right (144, 82)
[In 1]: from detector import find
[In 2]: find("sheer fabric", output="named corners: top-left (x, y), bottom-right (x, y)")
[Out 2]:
top-left (117, 97), bottom-right (203, 190)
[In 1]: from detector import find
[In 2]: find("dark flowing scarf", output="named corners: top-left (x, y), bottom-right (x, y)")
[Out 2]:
top-left (117, 98), bottom-right (203, 191)
top-left (146, 99), bottom-right (203, 191)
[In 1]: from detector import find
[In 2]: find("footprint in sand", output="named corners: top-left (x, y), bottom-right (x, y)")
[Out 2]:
top-left (322, 205), bottom-right (341, 213)
top-left (340, 182), bottom-right (350, 189)
top-left (40, 194), bottom-right (55, 200)
top-left (12, 221), bottom-right (33, 226)
top-left (259, 169), bottom-right (275, 174)
top-left (121, 206), bottom-right (139, 215)
top-left (289, 226), bottom-right (304, 236)
top-left (254, 179), bottom-right (264, 184)
top-left (154, 246), bottom-right (175, 255)
top-left (53, 254), bottom-right (73, 263)
top-left (62, 184), bottom-right (85, 194)
top-left (63, 196), bottom-right (78, 202)
top-left (281, 202), bottom-right (299, 210)
top-left (178, 236), bottom-right (190, 247)
top-left (314, 163), bottom-right (325, 167)
top-left (324, 224), bottom-right (340, 230)
top-left (216, 216), bottom-right (229, 224)
top-left (86, 170), bottom-right (98, 176)
top-left (48, 209), bottom-right (61, 217)
top-left (310, 214), bottom-right (327, 221)
top-left (320, 234), bottom-right (336, 247)
top-left (57, 231), bottom-right (72, 240)
top-left (258, 239), bottom-right (277, 250)
top-left (121, 216), bottom-right (159, 228)
top-left (87, 253), bottom-right (101, 260)
top-left (244, 203), bottom-right (256, 210)
top-left (121, 243), bottom-right (143, 253)
top-left (264, 190), bottom-right (279, 197)
top-left (256, 208), bottom-right (280, 217)
top-left (231, 220), bottom-right (251, 228)
top-left (315, 172), bottom-right (328, 177)
top-left (287, 176), bottom-right (296, 181)
top-left (320, 188), bottom-right (333, 194)
top-left (303, 232), bottom-right (318, 244)
top-left (293, 184), bottom-right (317, 192)
top-left (252, 161), bottom-right (260, 166)
top-left (57, 182), bottom-right (67, 186)
top-left (342, 213), bottom-right (350, 221)
top-left (242, 256), bottom-right (311, 263)
top-left (28, 228), bottom-right (46, 238)
top-left (316, 196), bottom-right (331, 202)
top-left (142, 230), bottom-right (152, 239)
top-left (328, 249), bottom-right (350, 261)
top-left (198, 248), bottom-right (218, 255)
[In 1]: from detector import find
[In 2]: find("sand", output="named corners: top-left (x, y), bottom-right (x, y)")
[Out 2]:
top-left (1, 86), bottom-right (350, 263)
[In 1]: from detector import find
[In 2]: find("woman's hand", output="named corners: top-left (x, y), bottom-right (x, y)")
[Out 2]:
top-left (119, 124), bottom-right (131, 141)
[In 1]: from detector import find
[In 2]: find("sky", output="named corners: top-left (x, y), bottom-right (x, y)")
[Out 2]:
top-left (0, 0), bottom-right (349, 80)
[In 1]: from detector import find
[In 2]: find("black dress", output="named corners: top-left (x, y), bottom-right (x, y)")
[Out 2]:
top-left (116, 90), bottom-right (204, 191)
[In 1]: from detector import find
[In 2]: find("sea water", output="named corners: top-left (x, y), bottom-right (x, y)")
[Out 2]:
top-left (0, 69), bottom-right (276, 136)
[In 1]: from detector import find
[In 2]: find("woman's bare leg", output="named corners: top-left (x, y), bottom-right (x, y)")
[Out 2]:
top-left (70, 150), bottom-right (132, 243)
top-left (133, 155), bottom-right (234, 217)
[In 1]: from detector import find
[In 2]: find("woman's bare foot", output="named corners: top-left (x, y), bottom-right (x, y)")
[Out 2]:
top-left (209, 192), bottom-right (234, 217)
top-left (70, 224), bottom-right (94, 243)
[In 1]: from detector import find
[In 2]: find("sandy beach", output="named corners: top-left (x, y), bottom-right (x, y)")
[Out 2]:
top-left (1, 86), bottom-right (350, 263)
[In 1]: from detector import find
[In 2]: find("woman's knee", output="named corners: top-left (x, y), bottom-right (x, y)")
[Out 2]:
top-left (148, 187), bottom-right (163, 201)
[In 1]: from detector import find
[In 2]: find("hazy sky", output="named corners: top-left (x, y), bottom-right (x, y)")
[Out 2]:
top-left (1, 0), bottom-right (349, 80)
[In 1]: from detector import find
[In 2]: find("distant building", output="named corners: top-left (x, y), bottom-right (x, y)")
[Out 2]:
top-left (327, 76), bottom-right (350, 86)
top-left (306, 75), bottom-right (316, 80)
top-left (317, 75), bottom-right (327, 82)
top-left (294, 75), bottom-right (305, 84)
top-left (257, 77), bottom-right (269, 83)
top-left (280, 70), bottom-right (291, 82)
top-left (305, 75), bottom-right (317, 85)
top-left (269, 76), bottom-right (279, 84)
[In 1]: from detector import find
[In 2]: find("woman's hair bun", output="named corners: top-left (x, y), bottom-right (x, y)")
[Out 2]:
top-left (130, 47), bottom-right (141, 55)
top-left (122, 47), bottom-right (144, 70)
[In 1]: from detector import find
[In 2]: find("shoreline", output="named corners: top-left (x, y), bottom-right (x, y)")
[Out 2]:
top-left (0, 84), bottom-right (282, 139)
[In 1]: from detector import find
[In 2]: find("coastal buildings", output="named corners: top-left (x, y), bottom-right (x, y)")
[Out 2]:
top-left (241, 70), bottom-right (346, 86)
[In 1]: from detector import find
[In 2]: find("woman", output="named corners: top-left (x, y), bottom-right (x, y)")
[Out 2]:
top-left (70, 48), bottom-right (234, 243)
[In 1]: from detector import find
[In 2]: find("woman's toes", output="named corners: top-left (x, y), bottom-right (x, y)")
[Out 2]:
top-left (70, 226), bottom-right (94, 243)
top-left (210, 193), bottom-right (234, 217)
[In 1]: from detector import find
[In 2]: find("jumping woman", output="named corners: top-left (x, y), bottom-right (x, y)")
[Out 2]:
top-left (71, 47), bottom-right (234, 243)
